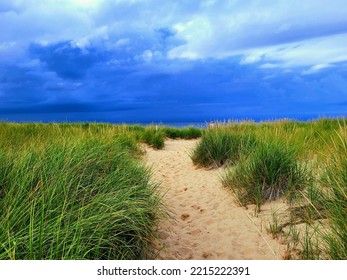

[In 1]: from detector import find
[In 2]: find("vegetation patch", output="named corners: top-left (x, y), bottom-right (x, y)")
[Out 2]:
top-left (191, 130), bottom-right (255, 168)
top-left (163, 126), bottom-right (202, 139)
top-left (194, 118), bottom-right (346, 260)
top-left (0, 123), bottom-right (161, 260)
top-left (140, 126), bottom-right (165, 149)
top-left (314, 130), bottom-right (347, 259)
top-left (223, 140), bottom-right (310, 209)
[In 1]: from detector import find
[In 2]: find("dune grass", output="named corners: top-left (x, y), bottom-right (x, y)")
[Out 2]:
top-left (163, 126), bottom-right (202, 139)
top-left (139, 125), bottom-right (202, 149)
top-left (140, 126), bottom-right (166, 149)
top-left (0, 123), bottom-right (163, 260)
top-left (1, 119), bottom-right (345, 260)
top-left (0, 122), bottom-right (203, 259)
top-left (191, 129), bottom-right (255, 168)
top-left (223, 139), bottom-right (310, 209)
top-left (310, 128), bottom-right (347, 259)
top-left (191, 118), bottom-right (346, 259)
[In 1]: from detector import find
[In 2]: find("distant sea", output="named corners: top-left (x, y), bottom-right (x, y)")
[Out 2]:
top-left (115, 114), bottom-right (347, 128)
top-left (137, 122), bottom-right (209, 128)
top-left (1, 113), bottom-right (345, 128)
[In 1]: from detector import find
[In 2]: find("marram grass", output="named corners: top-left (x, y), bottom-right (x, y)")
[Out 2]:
top-left (0, 123), bottom-right (162, 260)
top-left (191, 130), bottom-right (255, 168)
top-left (223, 139), bottom-right (310, 209)
top-left (191, 118), bottom-right (346, 259)
top-left (139, 125), bottom-right (202, 149)
top-left (313, 129), bottom-right (347, 259)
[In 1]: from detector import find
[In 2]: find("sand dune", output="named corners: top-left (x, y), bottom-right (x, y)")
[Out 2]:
top-left (144, 139), bottom-right (285, 260)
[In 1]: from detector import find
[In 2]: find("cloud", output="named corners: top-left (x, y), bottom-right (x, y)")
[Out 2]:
top-left (0, 0), bottom-right (27, 13)
top-left (0, 101), bottom-right (143, 115)
top-left (166, 0), bottom-right (347, 71)
top-left (3, 0), bottom-right (346, 71)
top-left (29, 41), bottom-right (107, 79)
top-left (302, 64), bottom-right (333, 75)
top-left (0, 0), bottom-right (347, 122)
top-left (242, 33), bottom-right (347, 71)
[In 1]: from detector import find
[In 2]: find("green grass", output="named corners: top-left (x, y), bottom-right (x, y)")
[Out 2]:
top-left (1, 119), bottom-right (345, 260)
top-left (190, 118), bottom-right (346, 259)
top-left (134, 125), bottom-right (202, 149)
top-left (0, 122), bottom-right (203, 259)
top-left (0, 123), bottom-right (162, 260)
top-left (223, 139), bottom-right (309, 210)
top-left (191, 130), bottom-right (255, 168)
top-left (283, 123), bottom-right (347, 260)
top-left (163, 126), bottom-right (202, 139)
top-left (140, 126), bottom-right (165, 149)
top-left (312, 129), bottom-right (347, 259)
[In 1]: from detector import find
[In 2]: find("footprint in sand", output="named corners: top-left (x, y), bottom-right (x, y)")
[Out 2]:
top-left (176, 247), bottom-right (193, 259)
top-left (158, 230), bottom-right (170, 240)
top-left (189, 229), bottom-right (201, 236)
top-left (145, 139), bottom-right (283, 260)
top-left (191, 205), bottom-right (204, 213)
top-left (181, 213), bottom-right (190, 221)
top-left (202, 251), bottom-right (213, 259)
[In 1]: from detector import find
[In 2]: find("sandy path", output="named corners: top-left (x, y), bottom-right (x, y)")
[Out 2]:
top-left (144, 139), bottom-right (284, 260)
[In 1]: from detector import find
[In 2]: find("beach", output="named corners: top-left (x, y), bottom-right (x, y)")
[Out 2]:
top-left (144, 139), bottom-right (285, 260)
top-left (1, 121), bottom-right (345, 260)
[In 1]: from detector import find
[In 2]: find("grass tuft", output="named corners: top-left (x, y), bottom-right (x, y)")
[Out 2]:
top-left (140, 126), bottom-right (165, 149)
top-left (223, 140), bottom-right (309, 209)
top-left (315, 130), bottom-right (347, 259)
top-left (163, 126), bottom-right (202, 139)
top-left (191, 130), bottom-right (255, 168)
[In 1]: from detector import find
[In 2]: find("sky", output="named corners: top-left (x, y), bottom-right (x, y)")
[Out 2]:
top-left (0, 0), bottom-right (347, 123)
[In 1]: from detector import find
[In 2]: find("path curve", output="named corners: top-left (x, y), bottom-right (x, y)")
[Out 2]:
top-left (144, 139), bottom-right (284, 260)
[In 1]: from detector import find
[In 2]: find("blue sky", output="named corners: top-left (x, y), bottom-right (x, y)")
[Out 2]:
top-left (0, 0), bottom-right (346, 123)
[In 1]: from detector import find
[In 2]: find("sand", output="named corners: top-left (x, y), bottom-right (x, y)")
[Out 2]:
top-left (144, 139), bottom-right (286, 260)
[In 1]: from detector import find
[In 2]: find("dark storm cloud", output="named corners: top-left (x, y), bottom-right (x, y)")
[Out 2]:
top-left (29, 42), bottom-right (108, 80)
top-left (0, 0), bottom-right (346, 122)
